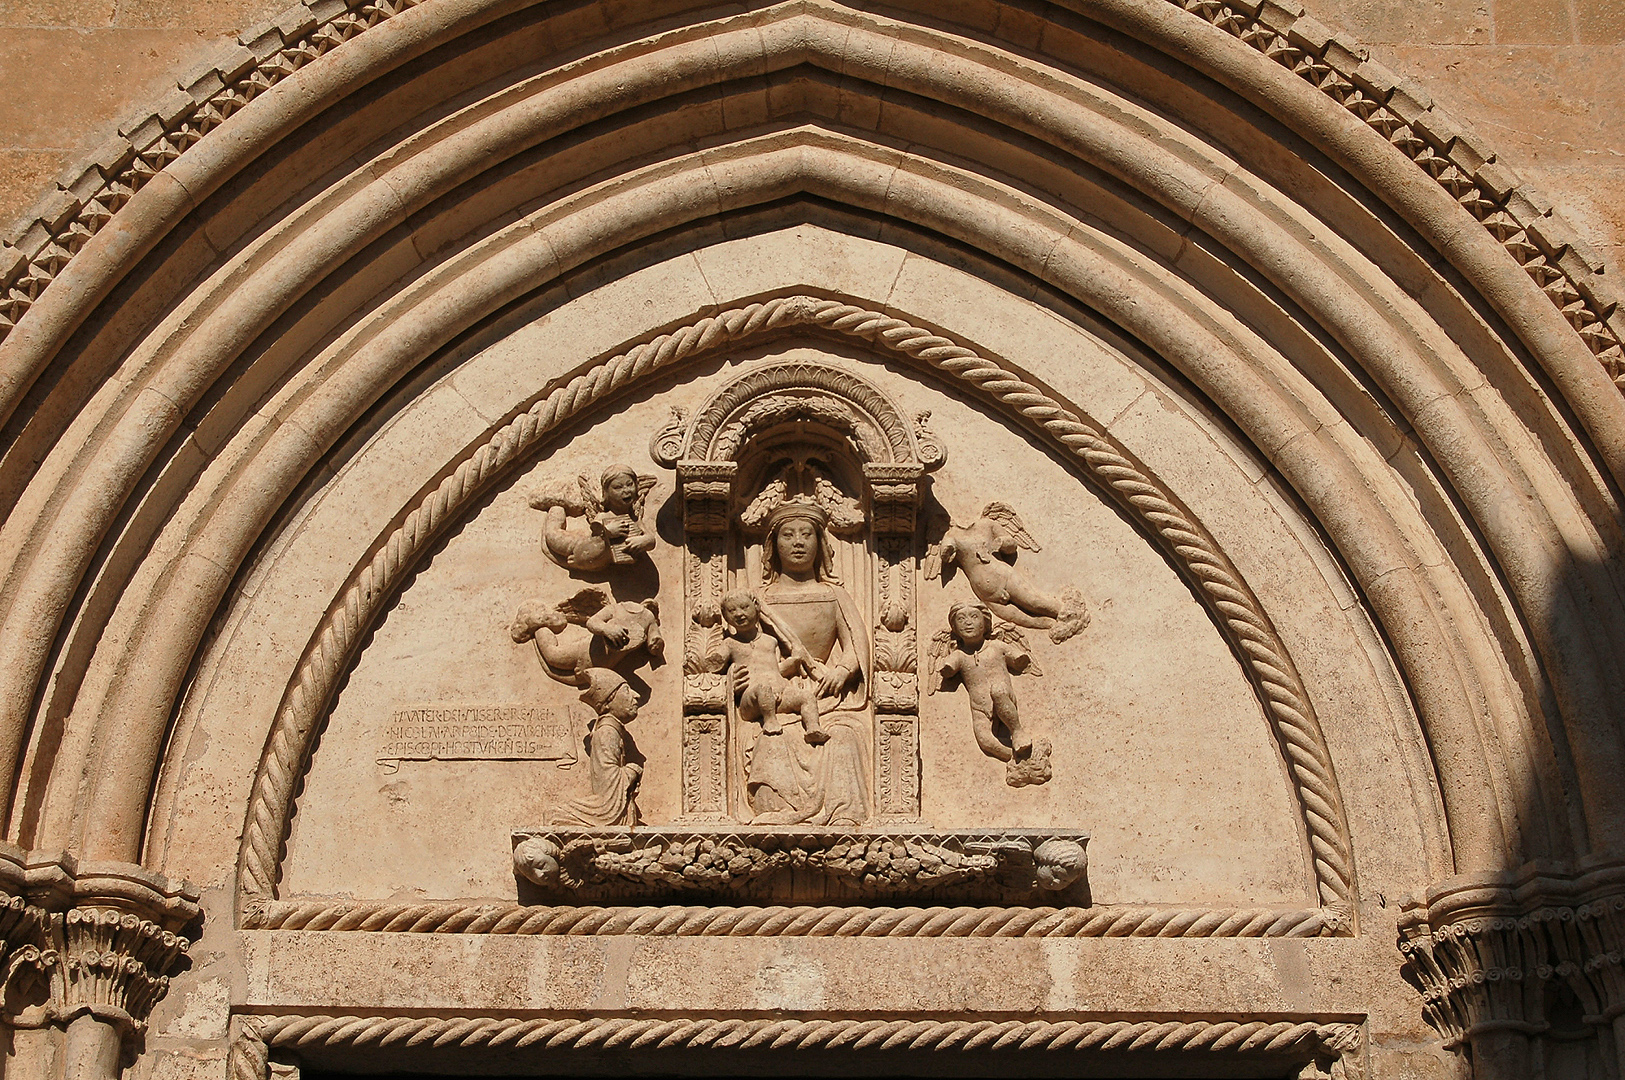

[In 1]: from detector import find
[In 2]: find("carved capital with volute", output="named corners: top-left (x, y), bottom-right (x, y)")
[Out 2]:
top-left (1399, 862), bottom-right (1625, 1067)
top-left (0, 843), bottom-right (199, 1040)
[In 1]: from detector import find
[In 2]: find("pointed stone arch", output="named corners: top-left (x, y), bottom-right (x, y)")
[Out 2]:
top-left (0, 2), bottom-right (1621, 1074)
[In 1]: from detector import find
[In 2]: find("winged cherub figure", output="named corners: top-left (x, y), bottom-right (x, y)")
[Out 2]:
top-left (924, 501), bottom-right (1088, 644)
top-left (928, 601), bottom-right (1053, 787)
top-left (529, 464), bottom-right (658, 572)
top-left (510, 586), bottom-right (664, 686)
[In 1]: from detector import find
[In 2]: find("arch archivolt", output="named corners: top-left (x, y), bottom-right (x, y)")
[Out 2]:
top-left (42, 119), bottom-right (1559, 879)
top-left (0, 3), bottom-right (1621, 1072)
top-left (0, 8), bottom-right (1610, 876)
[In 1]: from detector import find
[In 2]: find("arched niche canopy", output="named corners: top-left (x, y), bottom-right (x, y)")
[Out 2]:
top-left (653, 359), bottom-right (946, 824)
top-left (654, 359), bottom-right (946, 540)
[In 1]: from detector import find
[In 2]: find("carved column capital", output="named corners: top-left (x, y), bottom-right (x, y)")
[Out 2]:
top-left (676, 460), bottom-right (736, 536)
top-left (1399, 862), bottom-right (1625, 1058)
top-left (56, 906), bottom-right (191, 1035)
top-left (0, 843), bottom-right (199, 1038)
top-left (0, 843), bottom-right (65, 1028)
top-left (1397, 913), bottom-right (1548, 1047)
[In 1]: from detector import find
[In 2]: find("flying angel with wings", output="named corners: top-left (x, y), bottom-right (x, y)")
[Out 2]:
top-left (510, 585), bottom-right (664, 686)
top-left (928, 601), bottom-right (1052, 786)
top-left (529, 464), bottom-right (659, 572)
top-left (923, 501), bottom-right (1088, 643)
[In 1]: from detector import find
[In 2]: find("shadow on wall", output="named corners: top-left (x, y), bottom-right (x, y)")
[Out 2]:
top-left (1396, 534), bottom-right (1625, 1080)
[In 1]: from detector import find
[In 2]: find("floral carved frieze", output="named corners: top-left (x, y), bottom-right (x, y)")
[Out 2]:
top-left (512, 827), bottom-right (1088, 904)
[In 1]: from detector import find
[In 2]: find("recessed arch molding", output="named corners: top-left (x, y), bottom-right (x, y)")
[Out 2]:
top-left (235, 294), bottom-right (1356, 914)
top-left (0, 0), bottom-right (1621, 1076)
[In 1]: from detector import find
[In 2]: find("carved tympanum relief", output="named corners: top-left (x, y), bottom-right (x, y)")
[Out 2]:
top-left (510, 586), bottom-right (664, 686)
top-left (543, 668), bottom-right (645, 828)
top-left (920, 500), bottom-right (1092, 784)
top-left (508, 359), bottom-right (1103, 904)
top-left (281, 342), bottom-right (1309, 911)
top-left (708, 589), bottom-right (829, 744)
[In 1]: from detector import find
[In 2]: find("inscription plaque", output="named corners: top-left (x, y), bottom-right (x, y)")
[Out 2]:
top-left (378, 703), bottom-right (581, 768)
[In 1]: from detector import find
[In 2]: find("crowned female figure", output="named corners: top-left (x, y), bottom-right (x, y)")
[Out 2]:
top-left (743, 497), bottom-right (871, 825)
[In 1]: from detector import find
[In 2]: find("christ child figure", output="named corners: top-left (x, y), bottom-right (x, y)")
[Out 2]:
top-left (708, 590), bottom-right (828, 745)
top-left (932, 601), bottom-right (1036, 761)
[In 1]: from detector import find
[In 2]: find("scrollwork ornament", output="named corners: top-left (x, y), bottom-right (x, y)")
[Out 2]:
top-left (649, 405), bottom-right (687, 468)
top-left (913, 410), bottom-right (946, 470)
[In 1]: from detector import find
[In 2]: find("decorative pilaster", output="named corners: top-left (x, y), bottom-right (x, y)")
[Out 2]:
top-left (867, 462), bottom-right (923, 821)
top-left (678, 460), bottom-right (736, 820)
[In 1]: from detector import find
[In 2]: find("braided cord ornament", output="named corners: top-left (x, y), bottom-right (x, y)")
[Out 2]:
top-left (245, 899), bottom-right (1339, 937)
top-left (240, 1012), bottom-right (1360, 1060)
top-left (237, 295), bottom-right (1354, 912)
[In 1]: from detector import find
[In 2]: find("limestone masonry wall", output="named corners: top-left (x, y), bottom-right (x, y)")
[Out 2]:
top-left (1, 1), bottom-right (1623, 1078)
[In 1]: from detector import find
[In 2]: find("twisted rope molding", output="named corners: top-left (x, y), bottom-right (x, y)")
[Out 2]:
top-left (237, 294), bottom-right (1354, 913)
top-left (243, 900), bottom-right (1344, 937)
top-left (227, 1012), bottom-right (1362, 1078)
top-left (2, 0), bottom-right (1619, 391)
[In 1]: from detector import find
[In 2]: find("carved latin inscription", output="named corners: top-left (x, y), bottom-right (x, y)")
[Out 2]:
top-left (379, 704), bottom-right (579, 764)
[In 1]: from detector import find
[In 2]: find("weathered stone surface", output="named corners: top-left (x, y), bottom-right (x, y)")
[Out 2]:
top-left (0, 2), bottom-right (1621, 1078)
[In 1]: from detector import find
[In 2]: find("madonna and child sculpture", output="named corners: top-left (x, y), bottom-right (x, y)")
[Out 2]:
top-left (736, 496), bottom-right (871, 826)
top-left (514, 361), bottom-right (1089, 903)
top-left (708, 590), bottom-right (826, 743)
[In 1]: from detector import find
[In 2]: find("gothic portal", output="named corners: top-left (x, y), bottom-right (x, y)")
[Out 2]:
top-left (0, 2), bottom-right (1623, 1079)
